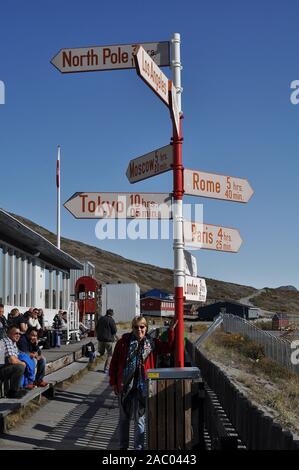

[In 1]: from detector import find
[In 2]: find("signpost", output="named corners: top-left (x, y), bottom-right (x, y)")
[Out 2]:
top-left (184, 221), bottom-right (243, 253)
top-left (184, 169), bottom-right (254, 203)
top-left (184, 276), bottom-right (207, 302)
top-left (126, 144), bottom-right (173, 184)
top-left (51, 41), bottom-right (170, 73)
top-left (64, 192), bottom-right (172, 219)
top-left (134, 46), bottom-right (169, 106)
top-left (52, 33), bottom-right (254, 369)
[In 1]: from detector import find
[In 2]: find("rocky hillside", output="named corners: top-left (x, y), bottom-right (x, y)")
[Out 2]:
top-left (10, 213), bottom-right (299, 313)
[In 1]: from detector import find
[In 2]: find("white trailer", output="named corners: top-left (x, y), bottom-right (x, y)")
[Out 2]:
top-left (101, 283), bottom-right (140, 323)
top-left (248, 307), bottom-right (260, 319)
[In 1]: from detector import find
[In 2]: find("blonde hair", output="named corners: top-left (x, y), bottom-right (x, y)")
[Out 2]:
top-left (131, 316), bottom-right (148, 331)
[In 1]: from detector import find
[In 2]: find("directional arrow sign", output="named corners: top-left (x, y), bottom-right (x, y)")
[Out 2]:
top-left (134, 46), bottom-right (169, 106)
top-left (126, 145), bottom-right (173, 184)
top-left (51, 41), bottom-right (170, 73)
top-left (184, 221), bottom-right (243, 253)
top-left (64, 192), bottom-right (172, 219)
top-left (184, 276), bottom-right (207, 302)
top-left (184, 169), bottom-right (254, 203)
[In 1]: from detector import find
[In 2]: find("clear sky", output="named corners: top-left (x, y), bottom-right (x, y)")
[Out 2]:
top-left (0, 0), bottom-right (298, 290)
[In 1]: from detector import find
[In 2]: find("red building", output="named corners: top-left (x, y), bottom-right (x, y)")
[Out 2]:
top-left (141, 297), bottom-right (175, 318)
top-left (272, 313), bottom-right (289, 330)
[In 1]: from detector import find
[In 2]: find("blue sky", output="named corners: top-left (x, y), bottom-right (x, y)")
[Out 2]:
top-left (0, 0), bottom-right (298, 290)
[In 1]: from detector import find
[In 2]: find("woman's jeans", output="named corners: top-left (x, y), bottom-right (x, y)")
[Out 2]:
top-left (118, 393), bottom-right (145, 450)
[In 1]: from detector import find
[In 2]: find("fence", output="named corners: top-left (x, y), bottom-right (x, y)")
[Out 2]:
top-left (222, 314), bottom-right (299, 375)
top-left (186, 339), bottom-right (299, 450)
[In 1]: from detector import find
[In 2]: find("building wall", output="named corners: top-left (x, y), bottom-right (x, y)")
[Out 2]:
top-left (0, 242), bottom-right (71, 315)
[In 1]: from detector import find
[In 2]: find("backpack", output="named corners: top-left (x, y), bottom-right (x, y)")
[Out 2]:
top-left (82, 341), bottom-right (95, 358)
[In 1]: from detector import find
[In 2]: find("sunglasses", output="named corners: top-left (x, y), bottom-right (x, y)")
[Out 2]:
top-left (134, 325), bottom-right (146, 330)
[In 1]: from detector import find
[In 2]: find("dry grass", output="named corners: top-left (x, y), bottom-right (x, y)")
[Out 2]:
top-left (201, 330), bottom-right (299, 434)
top-left (250, 288), bottom-right (299, 315)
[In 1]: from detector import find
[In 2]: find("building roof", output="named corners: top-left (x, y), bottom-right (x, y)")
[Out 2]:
top-left (0, 209), bottom-right (83, 271)
top-left (141, 288), bottom-right (173, 300)
top-left (272, 313), bottom-right (289, 320)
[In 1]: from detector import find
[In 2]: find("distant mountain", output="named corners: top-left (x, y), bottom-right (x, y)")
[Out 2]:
top-left (277, 286), bottom-right (298, 292)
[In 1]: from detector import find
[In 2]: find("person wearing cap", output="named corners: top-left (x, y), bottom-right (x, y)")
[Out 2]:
top-left (95, 309), bottom-right (117, 373)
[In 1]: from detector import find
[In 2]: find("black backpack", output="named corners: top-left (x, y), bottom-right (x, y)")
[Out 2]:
top-left (82, 341), bottom-right (95, 358)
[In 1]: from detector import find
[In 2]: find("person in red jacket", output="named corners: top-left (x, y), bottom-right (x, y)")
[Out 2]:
top-left (109, 315), bottom-right (177, 450)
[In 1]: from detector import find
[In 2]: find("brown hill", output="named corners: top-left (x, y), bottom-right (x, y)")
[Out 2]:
top-left (11, 213), bottom-right (299, 314)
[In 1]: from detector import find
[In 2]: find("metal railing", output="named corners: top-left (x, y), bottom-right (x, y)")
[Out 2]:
top-left (222, 314), bottom-right (299, 375)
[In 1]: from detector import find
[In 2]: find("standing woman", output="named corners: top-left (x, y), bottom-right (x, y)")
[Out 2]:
top-left (109, 316), bottom-right (177, 450)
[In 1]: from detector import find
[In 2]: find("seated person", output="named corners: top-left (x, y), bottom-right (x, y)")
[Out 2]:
top-left (37, 308), bottom-right (45, 332)
top-left (52, 311), bottom-right (63, 330)
top-left (0, 326), bottom-right (27, 398)
top-left (79, 322), bottom-right (89, 339)
top-left (18, 328), bottom-right (48, 387)
top-left (0, 303), bottom-right (8, 340)
top-left (61, 311), bottom-right (68, 330)
top-left (7, 308), bottom-right (28, 334)
top-left (28, 308), bottom-right (42, 331)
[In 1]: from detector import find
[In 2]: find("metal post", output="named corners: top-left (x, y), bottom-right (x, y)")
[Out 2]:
top-left (21, 256), bottom-right (27, 307)
top-left (2, 247), bottom-right (8, 305)
top-left (57, 145), bottom-right (61, 249)
top-left (171, 33), bottom-right (184, 367)
top-left (9, 250), bottom-right (15, 306)
top-left (49, 269), bottom-right (53, 309)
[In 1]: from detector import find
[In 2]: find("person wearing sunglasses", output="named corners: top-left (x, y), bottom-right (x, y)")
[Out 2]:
top-left (0, 325), bottom-right (27, 398)
top-left (109, 315), bottom-right (177, 450)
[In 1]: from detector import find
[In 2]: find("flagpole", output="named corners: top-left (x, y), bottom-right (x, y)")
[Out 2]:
top-left (57, 145), bottom-right (61, 249)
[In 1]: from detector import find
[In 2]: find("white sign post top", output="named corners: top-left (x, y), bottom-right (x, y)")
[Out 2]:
top-left (126, 144), bottom-right (173, 184)
top-left (184, 221), bottom-right (243, 253)
top-left (134, 46), bottom-right (169, 106)
top-left (184, 276), bottom-right (207, 302)
top-left (51, 41), bottom-right (170, 73)
top-left (64, 192), bottom-right (172, 219)
top-left (184, 169), bottom-right (254, 203)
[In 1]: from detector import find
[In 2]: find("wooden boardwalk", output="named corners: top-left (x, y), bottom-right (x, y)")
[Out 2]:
top-left (0, 362), bottom-right (133, 450)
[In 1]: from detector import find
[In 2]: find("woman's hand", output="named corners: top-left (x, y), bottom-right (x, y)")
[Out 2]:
top-left (170, 319), bottom-right (178, 330)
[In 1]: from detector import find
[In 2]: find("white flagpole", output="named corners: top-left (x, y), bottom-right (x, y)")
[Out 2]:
top-left (56, 145), bottom-right (61, 249)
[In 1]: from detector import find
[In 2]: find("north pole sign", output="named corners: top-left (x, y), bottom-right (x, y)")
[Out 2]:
top-left (184, 276), bottom-right (207, 302)
top-left (126, 145), bottom-right (173, 183)
top-left (64, 192), bottom-right (172, 219)
top-left (184, 221), bottom-right (243, 253)
top-left (184, 169), bottom-right (254, 203)
top-left (51, 42), bottom-right (170, 73)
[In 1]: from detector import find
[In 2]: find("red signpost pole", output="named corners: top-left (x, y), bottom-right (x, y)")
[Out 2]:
top-left (171, 32), bottom-right (184, 367)
top-left (172, 115), bottom-right (184, 367)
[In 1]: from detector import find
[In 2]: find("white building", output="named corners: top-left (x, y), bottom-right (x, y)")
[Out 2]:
top-left (0, 209), bottom-right (83, 324)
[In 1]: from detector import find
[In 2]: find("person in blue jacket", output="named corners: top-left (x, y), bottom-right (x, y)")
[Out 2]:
top-left (18, 328), bottom-right (48, 388)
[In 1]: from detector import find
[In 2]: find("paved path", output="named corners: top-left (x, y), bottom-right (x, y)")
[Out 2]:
top-left (0, 362), bottom-right (128, 450)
